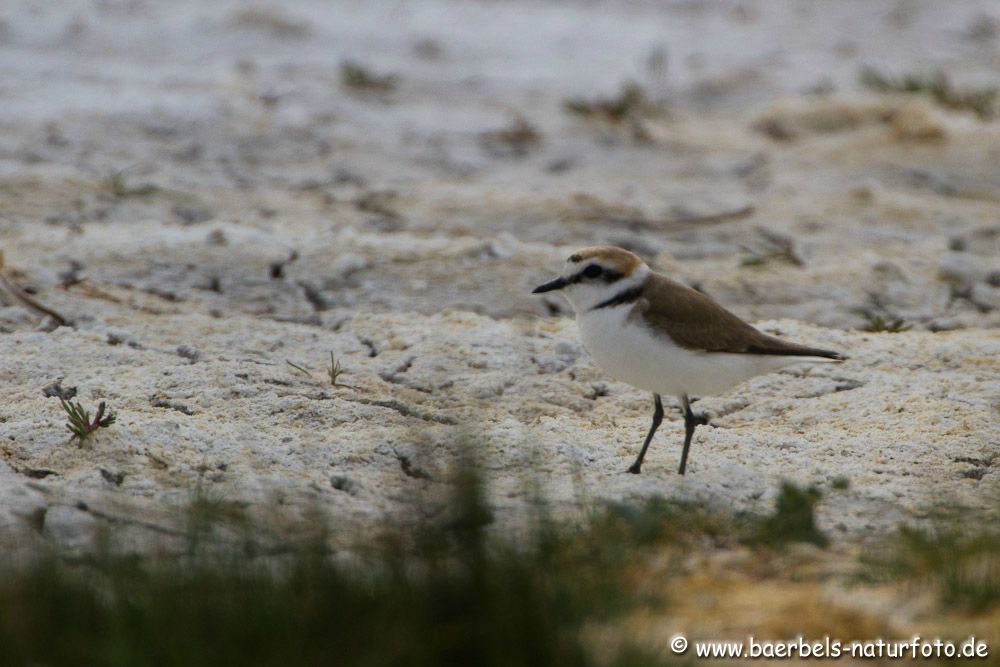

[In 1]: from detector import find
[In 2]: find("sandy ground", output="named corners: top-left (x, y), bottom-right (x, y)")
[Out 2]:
top-left (0, 0), bottom-right (998, 557)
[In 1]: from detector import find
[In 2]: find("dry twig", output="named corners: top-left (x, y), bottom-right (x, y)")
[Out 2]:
top-left (0, 250), bottom-right (69, 326)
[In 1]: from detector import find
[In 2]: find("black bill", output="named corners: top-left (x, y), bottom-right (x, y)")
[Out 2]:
top-left (532, 277), bottom-right (568, 293)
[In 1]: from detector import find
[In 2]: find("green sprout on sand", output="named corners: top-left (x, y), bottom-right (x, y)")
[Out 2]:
top-left (340, 61), bottom-right (398, 92)
top-left (101, 169), bottom-right (160, 198)
top-left (739, 229), bottom-right (803, 268)
top-left (564, 82), bottom-right (646, 123)
top-left (60, 399), bottom-right (116, 444)
top-left (862, 314), bottom-right (912, 333)
top-left (326, 352), bottom-right (347, 387)
top-left (286, 352), bottom-right (356, 390)
top-left (860, 67), bottom-right (998, 120)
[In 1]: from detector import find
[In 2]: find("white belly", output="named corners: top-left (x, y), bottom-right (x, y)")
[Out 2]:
top-left (576, 306), bottom-right (821, 399)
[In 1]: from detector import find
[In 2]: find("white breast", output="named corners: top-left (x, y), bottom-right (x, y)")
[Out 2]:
top-left (576, 306), bottom-right (829, 400)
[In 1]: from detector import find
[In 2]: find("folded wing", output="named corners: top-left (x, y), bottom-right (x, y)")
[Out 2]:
top-left (635, 274), bottom-right (843, 360)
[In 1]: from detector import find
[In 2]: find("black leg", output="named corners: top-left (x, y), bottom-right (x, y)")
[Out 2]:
top-left (677, 394), bottom-right (709, 475)
top-left (627, 394), bottom-right (663, 474)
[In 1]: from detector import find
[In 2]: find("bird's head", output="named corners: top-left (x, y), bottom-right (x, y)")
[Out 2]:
top-left (532, 246), bottom-right (648, 313)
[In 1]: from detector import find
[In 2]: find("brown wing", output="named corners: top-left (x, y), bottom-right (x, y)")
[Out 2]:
top-left (633, 273), bottom-right (843, 359)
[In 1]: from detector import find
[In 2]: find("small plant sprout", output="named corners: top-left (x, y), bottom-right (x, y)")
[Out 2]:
top-left (327, 352), bottom-right (352, 388)
top-left (752, 481), bottom-right (828, 547)
top-left (860, 66), bottom-right (998, 120)
top-left (340, 61), bottom-right (398, 92)
top-left (60, 399), bottom-right (116, 444)
top-left (479, 116), bottom-right (542, 158)
top-left (739, 228), bottom-right (804, 268)
top-left (862, 314), bottom-right (913, 333)
top-left (287, 353), bottom-right (356, 390)
top-left (101, 168), bottom-right (159, 199)
top-left (564, 82), bottom-right (646, 123)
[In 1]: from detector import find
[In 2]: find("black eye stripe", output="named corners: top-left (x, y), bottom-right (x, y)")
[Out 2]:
top-left (567, 267), bottom-right (625, 285)
top-left (603, 269), bottom-right (624, 283)
top-left (583, 264), bottom-right (602, 278)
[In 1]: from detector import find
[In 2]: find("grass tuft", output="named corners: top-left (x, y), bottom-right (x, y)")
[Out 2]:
top-left (751, 481), bottom-right (828, 547)
top-left (739, 228), bottom-right (803, 268)
top-left (340, 61), bottom-right (398, 93)
top-left (564, 82), bottom-right (646, 123)
top-left (286, 353), bottom-right (355, 390)
top-left (326, 351), bottom-right (348, 387)
top-left (479, 116), bottom-right (542, 158)
top-left (227, 8), bottom-right (310, 38)
top-left (865, 511), bottom-right (1000, 612)
top-left (100, 169), bottom-right (160, 198)
top-left (861, 314), bottom-right (912, 333)
top-left (60, 399), bottom-right (116, 444)
top-left (860, 66), bottom-right (998, 119)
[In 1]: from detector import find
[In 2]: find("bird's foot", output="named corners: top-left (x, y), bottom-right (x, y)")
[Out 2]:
top-left (627, 463), bottom-right (642, 474)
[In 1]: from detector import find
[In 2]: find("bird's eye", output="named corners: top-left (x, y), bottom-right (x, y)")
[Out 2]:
top-left (583, 264), bottom-right (602, 279)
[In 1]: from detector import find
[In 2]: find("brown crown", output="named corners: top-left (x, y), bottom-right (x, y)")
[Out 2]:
top-left (568, 246), bottom-right (644, 276)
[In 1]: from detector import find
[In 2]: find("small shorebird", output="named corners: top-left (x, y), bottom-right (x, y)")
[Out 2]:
top-left (532, 246), bottom-right (843, 475)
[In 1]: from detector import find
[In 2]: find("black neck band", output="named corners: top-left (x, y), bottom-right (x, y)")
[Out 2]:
top-left (591, 285), bottom-right (643, 310)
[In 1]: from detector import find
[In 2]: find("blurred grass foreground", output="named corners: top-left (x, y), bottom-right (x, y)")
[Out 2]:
top-left (0, 460), bottom-right (997, 666)
top-left (0, 462), bottom-right (671, 667)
